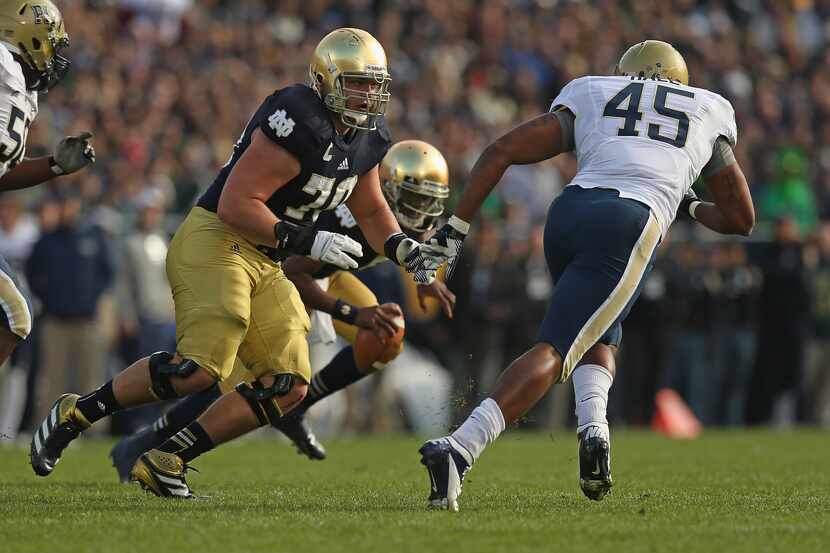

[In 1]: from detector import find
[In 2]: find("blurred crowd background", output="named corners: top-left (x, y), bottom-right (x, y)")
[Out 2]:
top-left (3, 0), bottom-right (830, 440)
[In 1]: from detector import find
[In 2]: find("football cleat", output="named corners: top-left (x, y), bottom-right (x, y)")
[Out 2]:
top-left (29, 393), bottom-right (90, 477)
top-left (273, 411), bottom-right (326, 460)
top-left (130, 449), bottom-right (196, 499)
top-left (578, 426), bottom-right (613, 501)
top-left (110, 426), bottom-right (160, 483)
top-left (418, 437), bottom-right (472, 512)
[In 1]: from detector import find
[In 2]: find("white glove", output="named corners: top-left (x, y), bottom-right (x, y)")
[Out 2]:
top-left (52, 131), bottom-right (95, 174)
top-left (309, 231), bottom-right (363, 270)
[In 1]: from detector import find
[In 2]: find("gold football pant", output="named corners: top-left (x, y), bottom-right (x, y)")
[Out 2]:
top-left (166, 207), bottom-right (311, 384)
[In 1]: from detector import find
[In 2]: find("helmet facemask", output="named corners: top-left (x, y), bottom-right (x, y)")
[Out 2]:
top-left (317, 69), bottom-right (391, 131)
top-left (383, 176), bottom-right (447, 233)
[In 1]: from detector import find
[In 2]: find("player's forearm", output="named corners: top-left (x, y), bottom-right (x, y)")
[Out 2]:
top-left (217, 196), bottom-right (278, 246)
top-left (702, 164), bottom-right (754, 236)
top-left (692, 202), bottom-right (753, 236)
top-left (454, 144), bottom-right (511, 222)
top-left (355, 205), bottom-right (402, 255)
top-left (286, 271), bottom-right (336, 313)
top-left (0, 157), bottom-right (57, 192)
top-left (457, 114), bottom-right (565, 222)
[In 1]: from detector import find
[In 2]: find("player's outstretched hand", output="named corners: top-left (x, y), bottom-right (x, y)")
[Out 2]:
top-left (53, 131), bottom-right (95, 174)
top-left (309, 231), bottom-right (363, 270)
top-left (414, 215), bottom-right (469, 282)
top-left (417, 279), bottom-right (456, 318)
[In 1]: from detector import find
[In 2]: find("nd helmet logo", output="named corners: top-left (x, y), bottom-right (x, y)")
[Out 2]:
top-left (31, 4), bottom-right (47, 24)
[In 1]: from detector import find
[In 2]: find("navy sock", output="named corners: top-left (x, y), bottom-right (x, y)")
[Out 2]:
top-left (157, 421), bottom-right (214, 463)
top-left (301, 346), bottom-right (365, 412)
top-left (76, 381), bottom-right (120, 424)
top-left (151, 384), bottom-right (221, 445)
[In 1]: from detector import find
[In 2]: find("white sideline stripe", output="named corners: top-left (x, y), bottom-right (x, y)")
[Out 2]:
top-left (33, 429), bottom-right (43, 453)
top-left (50, 405), bottom-right (58, 428)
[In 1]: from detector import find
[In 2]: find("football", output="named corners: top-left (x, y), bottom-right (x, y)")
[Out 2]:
top-left (354, 314), bottom-right (405, 367)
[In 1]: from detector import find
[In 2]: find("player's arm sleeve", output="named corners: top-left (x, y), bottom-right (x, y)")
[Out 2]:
top-left (701, 136), bottom-right (737, 179)
top-left (548, 78), bottom-right (588, 153)
top-left (549, 77), bottom-right (588, 118)
top-left (712, 96), bottom-right (738, 148)
top-left (257, 101), bottom-right (319, 164)
top-left (551, 108), bottom-right (575, 152)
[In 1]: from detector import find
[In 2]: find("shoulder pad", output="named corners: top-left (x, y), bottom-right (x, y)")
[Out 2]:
top-left (354, 116), bottom-right (392, 175)
top-left (259, 84), bottom-right (332, 161)
top-left (549, 76), bottom-right (591, 114)
top-left (374, 115), bottom-right (392, 143)
top-left (0, 44), bottom-right (26, 93)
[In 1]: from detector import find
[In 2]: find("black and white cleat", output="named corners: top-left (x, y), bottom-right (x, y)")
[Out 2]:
top-left (578, 426), bottom-right (613, 501)
top-left (29, 393), bottom-right (90, 477)
top-left (419, 437), bottom-right (472, 512)
top-left (273, 411), bottom-right (327, 460)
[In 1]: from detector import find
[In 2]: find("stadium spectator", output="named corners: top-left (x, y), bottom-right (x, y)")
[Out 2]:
top-left (25, 190), bottom-right (115, 427)
top-left (710, 243), bottom-right (761, 426)
top-left (806, 223), bottom-right (830, 426)
top-left (748, 217), bottom-right (813, 425)
top-left (117, 188), bottom-right (175, 359)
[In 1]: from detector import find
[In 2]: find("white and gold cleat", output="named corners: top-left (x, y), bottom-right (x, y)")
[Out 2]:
top-left (131, 449), bottom-right (196, 499)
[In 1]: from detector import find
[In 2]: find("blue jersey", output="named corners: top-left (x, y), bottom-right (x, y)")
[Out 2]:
top-left (198, 84), bottom-right (391, 226)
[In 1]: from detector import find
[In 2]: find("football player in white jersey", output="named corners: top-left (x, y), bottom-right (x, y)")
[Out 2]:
top-left (0, 1), bottom-right (95, 369)
top-left (417, 40), bottom-right (755, 510)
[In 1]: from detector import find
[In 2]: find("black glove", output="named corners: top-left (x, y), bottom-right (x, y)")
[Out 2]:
top-left (52, 132), bottom-right (95, 174)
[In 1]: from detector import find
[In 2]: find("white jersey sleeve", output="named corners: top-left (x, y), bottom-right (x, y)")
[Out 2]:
top-left (704, 93), bottom-right (737, 147)
top-left (554, 75), bottom-right (738, 236)
top-left (0, 43), bottom-right (38, 179)
top-left (550, 76), bottom-right (592, 116)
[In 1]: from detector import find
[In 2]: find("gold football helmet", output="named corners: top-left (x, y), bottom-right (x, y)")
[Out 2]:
top-left (381, 140), bottom-right (450, 233)
top-left (0, 0), bottom-right (69, 91)
top-left (615, 40), bottom-right (688, 86)
top-left (309, 28), bottom-right (391, 131)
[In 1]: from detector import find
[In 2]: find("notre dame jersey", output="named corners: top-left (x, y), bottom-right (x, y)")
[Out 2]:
top-left (311, 204), bottom-right (383, 279)
top-left (198, 84), bottom-right (392, 226)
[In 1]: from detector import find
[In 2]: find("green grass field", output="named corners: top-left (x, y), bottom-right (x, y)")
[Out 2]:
top-left (1, 430), bottom-right (828, 553)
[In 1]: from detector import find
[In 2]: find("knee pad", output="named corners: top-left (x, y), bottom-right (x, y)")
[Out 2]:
top-left (148, 351), bottom-right (200, 400)
top-left (354, 327), bottom-right (405, 372)
top-left (234, 374), bottom-right (296, 426)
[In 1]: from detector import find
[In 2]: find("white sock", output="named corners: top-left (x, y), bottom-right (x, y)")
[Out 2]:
top-left (572, 364), bottom-right (613, 438)
top-left (449, 398), bottom-right (505, 463)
